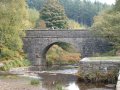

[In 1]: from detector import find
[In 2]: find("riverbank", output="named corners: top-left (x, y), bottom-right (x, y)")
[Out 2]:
top-left (78, 58), bottom-right (120, 83)
top-left (0, 76), bottom-right (46, 90)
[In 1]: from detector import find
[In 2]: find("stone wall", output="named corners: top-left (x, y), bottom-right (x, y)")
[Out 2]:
top-left (78, 58), bottom-right (120, 82)
top-left (25, 29), bottom-right (92, 38)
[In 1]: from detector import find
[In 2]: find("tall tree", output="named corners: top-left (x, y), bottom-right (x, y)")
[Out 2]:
top-left (114, 0), bottom-right (120, 11)
top-left (92, 0), bottom-right (120, 53)
top-left (0, 0), bottom-right (29, 59)
top-left (40, 0), bottom-right (68, 29)
top-left (28, 8), bottom-right (40, 28)
top-left (27, 0), bottom-right (45, 10)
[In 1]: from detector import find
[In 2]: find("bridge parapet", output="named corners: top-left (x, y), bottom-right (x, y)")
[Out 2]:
top-left (25, 29), bottom-right (93, 38)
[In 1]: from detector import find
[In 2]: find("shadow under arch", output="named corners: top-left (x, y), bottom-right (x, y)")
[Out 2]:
top-left (42, 41), bottom-right (81, 66)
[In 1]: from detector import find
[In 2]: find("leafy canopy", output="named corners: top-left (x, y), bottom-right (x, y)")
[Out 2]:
top-left (92, 0), bottom-right (120, 51)
top-left (0, 0), bottom-right (29, 59)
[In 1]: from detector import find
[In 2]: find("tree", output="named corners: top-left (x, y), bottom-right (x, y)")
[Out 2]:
top-left (67, 19), bottom-right (83, 29)
top-left (27, 0), bottom-right (45, 10)
top-left (114, 0), bottom-right (120, 11)
top-left (40, 0), bottom-right (68, 29)
top-left (28, 8), bottom-right (40, 28)
top-left (60, 0), bottom-right (110, 26)
top-left (92, 0), bottom-right (120, 53)
top-left (36, 20), bottom-right (47, 29)
top-left (0, 0), bottom-right (29, 59)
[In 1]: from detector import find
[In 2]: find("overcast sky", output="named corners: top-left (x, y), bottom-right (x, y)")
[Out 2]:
top-left (91, 0), bottom-right (115, 5)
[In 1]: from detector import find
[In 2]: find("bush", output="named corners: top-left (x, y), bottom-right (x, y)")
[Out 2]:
top-left (30, 79), bottom-right (40, 85)
top-left (0, 47), bottom-right (16, 59)
top-left (0, 59), bottom-right (31, 71)
top-left (55, 83), bottom-right (63, 90)
top-left (67, 19), bottom-right (81, 29)
top-left (46, 45), bottom-right (80, 65)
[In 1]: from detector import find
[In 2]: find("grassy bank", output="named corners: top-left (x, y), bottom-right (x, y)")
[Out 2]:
top-left (0, 59), bottom-right (30, 71)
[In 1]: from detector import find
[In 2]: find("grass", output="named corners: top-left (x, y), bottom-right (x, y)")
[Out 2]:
top-left (30, 79), bottom-right (40, 85)
top-left (56, 84), bottom-right (63, 90)
top-left (0, 59), bottom-right (31, 71)
top-left (88, 56), bottom-right (120, 60)
top-left (0, 74), bottom-right (18, 79)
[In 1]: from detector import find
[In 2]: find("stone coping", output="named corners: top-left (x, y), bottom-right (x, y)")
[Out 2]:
top-left (26, 29), bottom-right (88, 31)
top-left (80, 57), bottom-right (120, 63)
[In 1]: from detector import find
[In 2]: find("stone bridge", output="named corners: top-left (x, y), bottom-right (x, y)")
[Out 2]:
top-left (23, 29), bottom-right (111, 68)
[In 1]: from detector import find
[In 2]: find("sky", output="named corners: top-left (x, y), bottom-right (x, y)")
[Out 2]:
top-left (91, 0), bottom-right (115, 5)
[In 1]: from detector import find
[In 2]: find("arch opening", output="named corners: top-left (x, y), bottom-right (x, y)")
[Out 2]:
top-left (42, 42), bottom-right (81, 67)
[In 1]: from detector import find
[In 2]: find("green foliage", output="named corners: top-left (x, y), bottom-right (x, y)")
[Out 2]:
top-left (78, 69), bottom-right (118, 83)
top-left (0, 46), bottom-right (16, 59)
top-left (27, 0), bottom-right (45, 10)
top-left (114, 0), bottom-right (120, 11)
top-left (0, 0), bottom-right (29, 55)
top-left (0, 0), bottom-right (30, 64)
top-left (40, 0), bottom-right (68, 29)
top-left (60, 0), bottom-right (111, 26)
top-left (92, 0), bottom-right (120, 51)
top-left (0, 59), bottom-right (30, 71)
top-left (46, 45), bottom-right (64, 65)
top-left (56, 42), bottom-right (76, 52)
top-left (55, 83), bottom-right (63, 90)
top-left (67, 19), bottom-right (82, 29)
top-left (28, 8), bottom-right (40, 28)
top-left (36, 20), bottom-right (47, 29)
top-left (46, 45), bottom-right (80, 65)
top-left (27, 0), bottom-right (111, 26)
top-left (30, 79), bottom-right (40, 85)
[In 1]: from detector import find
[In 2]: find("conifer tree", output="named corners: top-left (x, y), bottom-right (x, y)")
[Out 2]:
top-left (114, 0), bottom-right (120, 11)
top-left (41, 0), bottom-right (68, 29)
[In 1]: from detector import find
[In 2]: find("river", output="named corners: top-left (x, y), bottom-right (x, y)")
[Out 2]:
top-left (37, 65), bottom-right (116, 90)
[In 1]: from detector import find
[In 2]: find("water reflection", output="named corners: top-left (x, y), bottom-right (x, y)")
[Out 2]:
top-left (38, 67), bottom-right (115, 90)
top-left (65, 83), bottom-right (79, 90)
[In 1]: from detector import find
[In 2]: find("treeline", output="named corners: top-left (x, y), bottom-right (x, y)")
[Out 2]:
top-left (27, 0), bottom-right (110, 26)
top-left (92, 0), bottom-right (120, 55)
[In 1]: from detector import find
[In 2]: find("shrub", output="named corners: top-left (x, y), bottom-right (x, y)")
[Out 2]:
top-left (30, 79), bottom-right (40, 85)
top-left (55, 83), bottom-right (63, 90)
top-left (0, 59), bottom-right (31, 71)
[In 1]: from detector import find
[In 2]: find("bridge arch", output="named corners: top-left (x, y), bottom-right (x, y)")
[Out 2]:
top-left (42, 41), bottom-right (81, 66)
